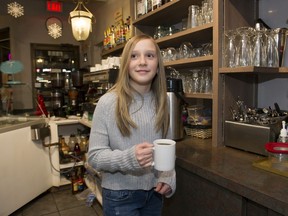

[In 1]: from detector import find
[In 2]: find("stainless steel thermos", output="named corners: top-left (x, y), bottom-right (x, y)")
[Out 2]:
top-left (166, 77), bottom-right (184, 140)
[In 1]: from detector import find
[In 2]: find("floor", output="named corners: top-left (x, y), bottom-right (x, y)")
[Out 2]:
top-left (10, 185), bottom-right (103, 216)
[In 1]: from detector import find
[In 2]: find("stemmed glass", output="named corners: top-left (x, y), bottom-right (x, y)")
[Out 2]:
top-left (223, 30), bottom-right (237, 67)
top-left (252, 29), bottom-right (267, 67)
top-left (236, 27), bottom-right (254, 67)
top-left (266, 29), bottom-right (279, 67)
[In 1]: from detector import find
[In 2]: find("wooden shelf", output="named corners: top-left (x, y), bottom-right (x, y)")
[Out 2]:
top-left (184, 92), bottom-right (213, 99)
top-left (164, 55), bottom-right (213, 69)
top-left (219, 66), bottom-right (280, 73)
top-left (279, 67), bottom-right (288, 73)
top-left (101, 43), bottom-right (126, 57)
top-left (156, 23), bottom-right (213, 48)
top-left (133, 0), bottom-right (202, 27)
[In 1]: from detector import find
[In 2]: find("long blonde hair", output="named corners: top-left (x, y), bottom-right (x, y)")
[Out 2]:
top-left (109, 34), bottom-right (169, 137)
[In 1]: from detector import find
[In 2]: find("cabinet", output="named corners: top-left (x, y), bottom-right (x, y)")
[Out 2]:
top-left (219, 0), bottom-right (288, 147)
top-left (49, 119), bottom-right (90, 186)
top-left (102, 0), bottom-right (222, 146)
top-left (0, 125), bottom-right (52, 216)
top-left (163, 164), bottom-right (284, 216)
top-left (139, 0), bottom-right (221, 146)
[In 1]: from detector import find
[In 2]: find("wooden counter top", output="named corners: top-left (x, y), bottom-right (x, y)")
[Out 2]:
top-left (175, 137), bottom-right (288, 215)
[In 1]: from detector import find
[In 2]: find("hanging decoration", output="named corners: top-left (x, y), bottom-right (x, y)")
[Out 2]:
top-left (7, 2), bottom-right (24, 18)
top-left (46, 17), bottom-right (63, 39)
top-left (48, 23), bottom-right (62, 39)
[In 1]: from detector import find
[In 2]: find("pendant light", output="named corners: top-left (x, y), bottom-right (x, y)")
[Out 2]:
top-left (69, 0), bottom-right (95, 41)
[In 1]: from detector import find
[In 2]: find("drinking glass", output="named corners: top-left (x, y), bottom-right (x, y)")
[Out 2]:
top-left (154, 26), bottom-right (167, 39)
top-left (224, 30), bottom-right (237, 67)
top-left (202, 67), bottom-right (212, 93)
top-left (165, 47), bottom-right (177, 61)
top-left (180, 72), bottom-right (192, 93)
top-left (179, 42), bottom-right (193, 59)
top-left (266, 29), bottom-right (279, 67)
top-left (252, 29), bottom-right (267, 66)
top-left (188, 5), bottom-right (199, 28)
top-left (190, 69), bottom-right (200, 93)
top-left (236, 27), bottom-right (253, 67)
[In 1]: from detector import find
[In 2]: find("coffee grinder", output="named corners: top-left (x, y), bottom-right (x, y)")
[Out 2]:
top-left (68, 68), bottom-right (87, 115)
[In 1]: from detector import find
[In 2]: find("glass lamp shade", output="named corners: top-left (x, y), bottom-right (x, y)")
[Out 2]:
top-left (70, 10), bottom-right (93, 41)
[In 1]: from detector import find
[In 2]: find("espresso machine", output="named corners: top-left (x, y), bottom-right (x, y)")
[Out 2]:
top-left (82, 68), bottom-right (119, 119)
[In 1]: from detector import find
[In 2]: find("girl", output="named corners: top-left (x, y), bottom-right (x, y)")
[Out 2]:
top-left (88, 34), bottom-right (176, 216)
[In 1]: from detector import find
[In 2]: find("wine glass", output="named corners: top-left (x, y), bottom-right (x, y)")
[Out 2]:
top-left (236, 27), bottom-right (254, 67)
top-left (265, 29), bottom-right (279, 67)
top-left (223, 30), bottom-right (237, 67)
top-left (252, 29), bottom-right (267, 67)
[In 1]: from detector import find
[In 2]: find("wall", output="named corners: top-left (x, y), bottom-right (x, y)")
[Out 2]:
top-left (258, 0), bottom-right (288, 110)
top-left (0, 0), bottom-right (130, 111)
top-left (88, 0), bottom-right (131, 65)
top-left (0, 0), bottom-right (79, 110)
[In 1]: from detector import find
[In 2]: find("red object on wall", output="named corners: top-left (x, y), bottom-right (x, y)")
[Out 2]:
top-left (46, 1), bottom-right (62, 12)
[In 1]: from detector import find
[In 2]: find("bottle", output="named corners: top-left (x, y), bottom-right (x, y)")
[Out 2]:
top-left (74, 143), bottom-right (81, 156)
top-left (146, 0), bottom-right (152, 13)
top-left (152, 0), bottom-right (161, 10)
top-left (60, 136), bottom-right (69, 155)
top-left (137, 0), bottom-right (146, 17)
top-left (68, 134), bottom-right (78, 152)
top-left (80, 135), bottom-right (88, 153)
top-left (277, 121), bottom-right (288, 143)
top-left (76, 167), bottom-right (85, 192)
top-left (71, 171), bottom-right (78, 194)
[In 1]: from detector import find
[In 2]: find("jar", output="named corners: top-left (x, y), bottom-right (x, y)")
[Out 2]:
top-left (265, 142), bottom-right (288, 171)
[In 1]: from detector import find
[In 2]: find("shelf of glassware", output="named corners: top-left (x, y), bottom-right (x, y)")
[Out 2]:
top-left (133, 0), bottom-right (200, 27)
top-left (218, 66), bottom-right (288, 74)
top-left (155, 23), bottom-right (213, 48)
top-left (164, 55), bottom-right (213, 69)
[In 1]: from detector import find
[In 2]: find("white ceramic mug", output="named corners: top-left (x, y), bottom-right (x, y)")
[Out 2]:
top-left (153, 139), bottom-right (176, 171)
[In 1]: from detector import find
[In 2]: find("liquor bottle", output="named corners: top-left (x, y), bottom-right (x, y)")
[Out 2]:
top-left (68, 134), bottom-right (78, 152)
top-left (152, 0), bottom-right (161, 10)
top-left (74, 143), bottom-right (81, 157)
top-left (60, 136), bottom-right (69, 155)
top-left (79, 135), bottom-right (89, 153)
top-left (146, 0), bottom-right (152, 13)
top-left (137, 0), bottom-right (146, 17)
top-left (76, 167), bottom-right (85, 192)
top-left (71, 171), bottom-right (78, 194)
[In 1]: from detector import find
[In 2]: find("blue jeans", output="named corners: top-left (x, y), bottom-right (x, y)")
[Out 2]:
top-left (102, 188), bottom-right (163, 216)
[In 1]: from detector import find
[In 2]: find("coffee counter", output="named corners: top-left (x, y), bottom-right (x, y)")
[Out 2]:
top-left (163, 137), bottom-right (288, 216)
top-left (0, 115), bottom-right (46, 134)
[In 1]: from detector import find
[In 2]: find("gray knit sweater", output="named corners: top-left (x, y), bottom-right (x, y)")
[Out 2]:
top-left (88, 90), bottom-right (176, 197)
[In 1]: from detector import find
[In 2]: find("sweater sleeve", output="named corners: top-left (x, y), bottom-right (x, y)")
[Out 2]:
top-left (87, 93), bottom-right (142, 173)
top-left (157, 170), bottom-right (176, 198)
